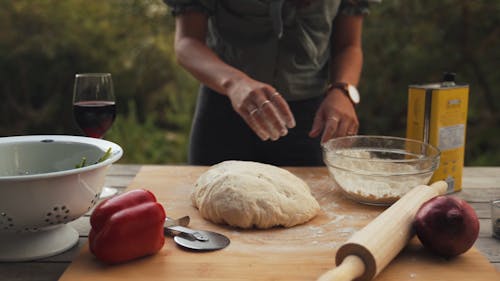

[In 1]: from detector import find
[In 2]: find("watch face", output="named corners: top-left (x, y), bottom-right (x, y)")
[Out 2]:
top-left (347, 84), bottom-right (360, 104)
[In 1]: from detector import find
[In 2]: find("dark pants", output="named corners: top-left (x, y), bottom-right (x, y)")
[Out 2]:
top-left (188, 86), bottom-right (324, 166)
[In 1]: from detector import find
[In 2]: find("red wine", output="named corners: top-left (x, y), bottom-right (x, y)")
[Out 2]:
top-left (73, 101), bottom-right (116, 138)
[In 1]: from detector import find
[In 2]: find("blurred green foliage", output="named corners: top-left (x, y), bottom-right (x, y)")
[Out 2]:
top-left (0, 0), bottom-right (498, 165)
top-left (0, 0), bottom-right (196, 163)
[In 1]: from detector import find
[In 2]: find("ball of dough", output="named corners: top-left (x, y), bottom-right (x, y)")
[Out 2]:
top-left (191, 160), bottom-right (320, 229)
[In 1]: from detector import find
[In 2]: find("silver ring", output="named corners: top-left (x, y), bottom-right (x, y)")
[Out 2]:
top-left (259, 100), bottom-right (271, 109)
top-left (327, 116), bottom-right (339, 122)
top-left (271, 92), bottom-right (281, 99)
top-left (249, 108), bottom-right (259, 115)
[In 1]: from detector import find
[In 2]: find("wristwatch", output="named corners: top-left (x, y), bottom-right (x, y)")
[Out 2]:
top-left (326, 82), bottom-right (360, 105)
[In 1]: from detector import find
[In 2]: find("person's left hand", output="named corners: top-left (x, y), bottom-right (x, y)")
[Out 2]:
top-left (308, 89), bottom-right (359, 143)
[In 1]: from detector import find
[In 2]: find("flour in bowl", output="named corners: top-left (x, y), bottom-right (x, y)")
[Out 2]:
top-left (325, 149), bottom-right (433, 205)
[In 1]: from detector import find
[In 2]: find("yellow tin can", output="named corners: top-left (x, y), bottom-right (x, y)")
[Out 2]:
top-left (406, 73), bottom-right (469, 193)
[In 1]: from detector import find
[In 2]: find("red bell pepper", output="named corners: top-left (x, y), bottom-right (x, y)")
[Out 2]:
top-left (89, 189), bottom-right (166, 264)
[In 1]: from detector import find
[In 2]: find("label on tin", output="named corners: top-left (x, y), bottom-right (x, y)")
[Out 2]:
top-left (438, 124), bottom-right (465, 150)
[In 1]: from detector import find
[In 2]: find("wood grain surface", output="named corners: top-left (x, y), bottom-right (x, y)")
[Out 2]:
top-left (57, 166), bottom-right (500, 281)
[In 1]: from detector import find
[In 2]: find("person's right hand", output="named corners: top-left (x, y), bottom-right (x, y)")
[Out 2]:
top-left (226, 78), bottom-right (296, 141)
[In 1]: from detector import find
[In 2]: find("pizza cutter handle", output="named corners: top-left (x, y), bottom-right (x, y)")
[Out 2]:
top-left (166, 225), bottom-right (210, 242)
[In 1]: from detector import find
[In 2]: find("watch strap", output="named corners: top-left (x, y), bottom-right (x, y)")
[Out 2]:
top-left (325, 82), bottom-right (360, 105)
top-left (326, 82), bottom-right (349, 96)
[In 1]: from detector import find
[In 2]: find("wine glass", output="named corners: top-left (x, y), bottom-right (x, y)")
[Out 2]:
top-left (73, 73), bottom-right (116, 138)
top-left (73, 73), bottom-right (118, 198)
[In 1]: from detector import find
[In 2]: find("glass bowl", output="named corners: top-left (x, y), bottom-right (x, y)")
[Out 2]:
top-left (322, 135), bottom-right (440, 205)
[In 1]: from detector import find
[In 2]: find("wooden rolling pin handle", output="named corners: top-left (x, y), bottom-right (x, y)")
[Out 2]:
top-left (316, 181), bottom-right (448, 281)
top-left (316, 255), bottom-right (365, 281)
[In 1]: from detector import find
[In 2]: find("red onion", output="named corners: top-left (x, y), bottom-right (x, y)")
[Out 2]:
top-left (414, 195), bottom-right (479, 257)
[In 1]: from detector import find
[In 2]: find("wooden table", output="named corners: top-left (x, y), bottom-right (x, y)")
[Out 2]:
top-left (1, 165), bottom-right (499, 281)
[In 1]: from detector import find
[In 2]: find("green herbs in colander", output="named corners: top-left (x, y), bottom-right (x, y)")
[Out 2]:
top-left (75, 147), bottom-right (112, 168)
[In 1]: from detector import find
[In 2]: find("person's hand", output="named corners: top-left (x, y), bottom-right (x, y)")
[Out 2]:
top-left (309, 89), bottom-right (359, 143)
top-left (226, 78), bottom-right (296, 141)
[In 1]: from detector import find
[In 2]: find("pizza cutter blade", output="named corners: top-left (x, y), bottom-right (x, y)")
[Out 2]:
top-left (164, 217), bottom-right (230, 251)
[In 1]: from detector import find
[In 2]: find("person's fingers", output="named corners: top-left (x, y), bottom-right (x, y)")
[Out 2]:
top-left (321, 116), bottom-right (340, 143)
top-left (255, 95), bottom-right (287, 139)
top-left (241, 105), bottom-right (270, 141)
top-left (236, 95), bottom-right (275, 140)
top-left (346, 124), bottom-right (359, 136)
top-left (334, 117), bottom-right (350, 138)
top-left (309, 113), bottom-right (324, 138)
top-left (269, 92), bottom-right (296, 128)
top-left (343, 115), bottom-right (359, 137)
top-left (232, 86), bottom-right (294, 141)
top-left (254, 104), bottom-right (282, 140)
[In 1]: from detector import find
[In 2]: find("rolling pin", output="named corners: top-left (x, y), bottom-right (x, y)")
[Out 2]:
top-left (317, 180), bottom-right (448, 281)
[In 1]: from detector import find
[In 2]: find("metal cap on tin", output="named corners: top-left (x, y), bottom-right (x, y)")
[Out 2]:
top-left (442, 72), bottom-right (456, 82)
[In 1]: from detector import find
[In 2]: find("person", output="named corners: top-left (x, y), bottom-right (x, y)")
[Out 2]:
top-left (164, 0), bottom-right (380, 166)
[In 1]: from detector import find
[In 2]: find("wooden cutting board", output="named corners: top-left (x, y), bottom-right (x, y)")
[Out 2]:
top-left (60, 165), bottom-right (499, 281)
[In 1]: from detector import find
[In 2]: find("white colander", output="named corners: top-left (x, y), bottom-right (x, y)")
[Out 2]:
top-left (0, 135), bottom-right (123, 261)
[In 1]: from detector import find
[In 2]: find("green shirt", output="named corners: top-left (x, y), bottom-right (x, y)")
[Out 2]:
top-left (165, 0), bottom-right (380, 101)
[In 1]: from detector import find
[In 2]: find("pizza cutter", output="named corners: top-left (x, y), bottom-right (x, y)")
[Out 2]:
top-left (164, 216), bottom-right (230, 251)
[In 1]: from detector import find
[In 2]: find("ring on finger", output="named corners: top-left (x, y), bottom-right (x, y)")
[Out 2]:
top-left (271, 92), bottom-right (281, 100)
top-left (260, 100), bottom-right (271, 109)
top-left (327, 116), bottom-right (340, 122)
top-left (249, 108), bottom-right (259, 115)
